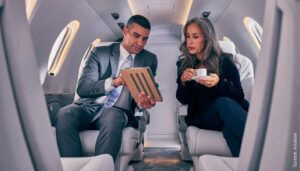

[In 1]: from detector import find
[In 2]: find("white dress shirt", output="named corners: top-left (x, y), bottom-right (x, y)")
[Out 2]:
top-left (104, 44), bottom-right (136, 93)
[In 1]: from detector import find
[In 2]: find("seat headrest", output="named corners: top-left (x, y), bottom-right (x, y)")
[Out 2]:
top-left (218, 40), bottom-right (237, 56)
top-left (94, 42), bottom-right (116, 47)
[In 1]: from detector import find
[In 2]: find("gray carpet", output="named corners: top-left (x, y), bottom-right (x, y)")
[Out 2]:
top-left (131, 148), bottom-right (193, 171)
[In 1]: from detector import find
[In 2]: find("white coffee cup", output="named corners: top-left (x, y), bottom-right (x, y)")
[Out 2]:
top-left (196, 68), bottom-right (207, 77)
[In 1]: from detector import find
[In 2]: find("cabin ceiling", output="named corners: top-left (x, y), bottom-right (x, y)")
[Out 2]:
top-left (128, 0), bottom-right (193, 26)
top-left (87, 0), bottom-right (232, 38)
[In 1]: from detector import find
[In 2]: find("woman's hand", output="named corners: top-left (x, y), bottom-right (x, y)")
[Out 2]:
top-left (196, 73), bottom-right (220, 88)
top-left (180, 68), bottom-right (196, 84)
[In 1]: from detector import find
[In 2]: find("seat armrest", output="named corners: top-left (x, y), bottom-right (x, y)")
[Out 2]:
top-left (177, 102), bottom-right (188, 131)
top-left (134, 109), bottom-right (149, 146)
top-left (198, 155), bottom-right (238, 171)
top-left (178, 104), bottom-right (188, 116)
top-left (135, 109), bottom-right (150, 125)
top-left (186, 126), bottom-right (231, 156)
top-left (178, 115), bottom-right (188, 132)
top-left (61, 154), bottom-right (114, 171)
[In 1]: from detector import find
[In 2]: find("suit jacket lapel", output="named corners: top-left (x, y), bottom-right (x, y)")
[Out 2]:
top-left (134, 51), bottom-right (145, 67)
top-left (110, 43), bottom-right (120, 77)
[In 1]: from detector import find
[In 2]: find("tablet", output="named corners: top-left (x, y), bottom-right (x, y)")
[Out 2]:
top-left (120, 67), bottom-right (163, 103)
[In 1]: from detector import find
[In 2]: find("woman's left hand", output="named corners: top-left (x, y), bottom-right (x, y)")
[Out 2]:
top-left (196, 73), bottom-right (220, 88)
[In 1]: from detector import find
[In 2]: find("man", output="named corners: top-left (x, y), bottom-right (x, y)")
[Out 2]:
top-left (55, 15), bottom-right (157, 161)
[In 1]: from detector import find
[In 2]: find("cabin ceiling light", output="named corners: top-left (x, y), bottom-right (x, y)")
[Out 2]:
top-left (180, 0), bottom-right (193, 25)
top-left (111, 13), bottom-right (120, 20)
top-left (127, 0), bottom-right (136, 14)
top-left (25, 0), bottom-right (37, 20)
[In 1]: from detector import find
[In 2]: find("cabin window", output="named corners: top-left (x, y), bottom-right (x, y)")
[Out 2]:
top-left (243, 17), bottom-right (263, 50)
top-left (223, 36), bottom-right (240, 54)
top-left (47, 20), bottom-right (80, 76)
top-left (25, 0), bottom-right (37, 20)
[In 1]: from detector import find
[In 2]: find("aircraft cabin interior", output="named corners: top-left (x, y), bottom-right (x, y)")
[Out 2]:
top-left (0, 0), bottom-right (299, 171)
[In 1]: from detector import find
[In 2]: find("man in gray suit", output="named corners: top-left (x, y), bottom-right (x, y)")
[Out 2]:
top-left (55, 15), bottom-right (157, 161)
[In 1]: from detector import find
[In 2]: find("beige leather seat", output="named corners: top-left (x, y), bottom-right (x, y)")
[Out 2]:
top-left (61, 155), bottom-right (115, 171)
top-left (197, 155), bottom-right (239, 171)
top-left (177, 41), bottom-right (254, 170)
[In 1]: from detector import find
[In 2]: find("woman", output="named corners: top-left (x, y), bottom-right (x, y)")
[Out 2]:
top-left (176, 17), bottom-right (249, 157)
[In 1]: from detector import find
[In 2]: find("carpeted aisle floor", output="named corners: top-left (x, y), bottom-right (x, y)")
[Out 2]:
top-left (131, 148), bottom-right (193, 171)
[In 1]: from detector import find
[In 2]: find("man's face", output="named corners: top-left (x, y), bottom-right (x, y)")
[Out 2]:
top-left (122, 23), bottom-right (150, 54)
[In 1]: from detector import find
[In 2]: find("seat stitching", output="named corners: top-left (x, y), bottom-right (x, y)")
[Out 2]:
top-left (222, 158), bottom-right (235, 171)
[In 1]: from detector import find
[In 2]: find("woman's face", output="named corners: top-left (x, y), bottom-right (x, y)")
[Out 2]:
top-left (186, 23), bottom-right (205, 56)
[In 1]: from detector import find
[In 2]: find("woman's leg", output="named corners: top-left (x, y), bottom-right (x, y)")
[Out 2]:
top-left (202, 97), bottom-right (248, 156)
top-left (222, 124), bottom-right (241, 157)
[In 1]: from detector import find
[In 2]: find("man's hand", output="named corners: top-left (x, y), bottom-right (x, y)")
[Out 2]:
top-left (196, 73), bottom-right (220, 88)
top-left (112, 77), bottom-right (123, 87)
top-left (138, 92), bottom-right (156, 109)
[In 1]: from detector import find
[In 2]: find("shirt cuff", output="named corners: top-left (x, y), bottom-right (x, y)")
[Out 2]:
top-left (104, 77), bottom-right (114, 93)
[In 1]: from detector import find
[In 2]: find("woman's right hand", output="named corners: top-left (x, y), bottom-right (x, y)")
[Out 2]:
top-left (180, 68), bottom-right (196, 83)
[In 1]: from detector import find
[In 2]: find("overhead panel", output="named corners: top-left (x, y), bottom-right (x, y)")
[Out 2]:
top-left (128, 0), bottom-right (193, 25)
top-left (188, 0), bottom-right (233, 24)
top-left (87, 0), bottom-right (133, 37)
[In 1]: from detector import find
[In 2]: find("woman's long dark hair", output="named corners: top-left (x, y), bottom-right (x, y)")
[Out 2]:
top-left (179, 17), bottom-right (222, 75)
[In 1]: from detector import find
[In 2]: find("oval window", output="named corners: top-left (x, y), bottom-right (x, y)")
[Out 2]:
top-left (243, 17), bottom-right (263, 50)
top-left (47, 20), bottom-right (80, 76)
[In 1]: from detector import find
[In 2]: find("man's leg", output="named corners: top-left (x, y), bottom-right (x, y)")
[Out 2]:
top-left (94, 107), bottom-right (128, 161)
top-left (55, 103), bottom-right (93, 157)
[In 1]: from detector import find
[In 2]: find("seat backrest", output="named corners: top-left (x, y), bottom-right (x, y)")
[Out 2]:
top-left (218, 40), bottom-right (254, 101)
top-left (74, 42), bottom-right (115, 101)
top-left (0, 1), bottom-right (63, 170)
top-left (238, 0), bottom-right (298, 170)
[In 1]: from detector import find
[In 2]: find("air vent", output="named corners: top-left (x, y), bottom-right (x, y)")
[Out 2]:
top-left (117, 22), bottom-right (124, 30)
top-left (202, 11), bottom-right (210, 18)
top-left (111, 13), bottom-right (119, 20)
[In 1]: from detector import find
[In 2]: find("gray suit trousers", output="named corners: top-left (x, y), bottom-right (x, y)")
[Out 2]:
top-left (55, 103), bottom-right (128, 161)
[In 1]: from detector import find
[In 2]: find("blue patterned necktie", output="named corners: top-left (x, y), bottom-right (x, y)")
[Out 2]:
top-left (103, 55), bottom-right (133, 108)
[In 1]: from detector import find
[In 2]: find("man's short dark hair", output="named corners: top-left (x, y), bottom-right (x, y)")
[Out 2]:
top-left (127, 15), bottom-right (151, 30)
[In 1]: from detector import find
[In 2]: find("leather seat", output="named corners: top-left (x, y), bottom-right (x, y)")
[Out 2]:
top-left (177, 41), bottom-right (254, 170)
top-left (197, 155), bottom-right (238, 171)
top-left (61, 155), bottom-right (114, 171)
top-left (79, 128), bottom-right (140, 171)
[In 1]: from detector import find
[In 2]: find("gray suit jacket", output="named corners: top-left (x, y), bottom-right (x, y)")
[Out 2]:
top-left (74, 43), bottom-right (157, 124)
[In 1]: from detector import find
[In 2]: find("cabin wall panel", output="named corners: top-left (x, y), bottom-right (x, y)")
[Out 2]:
top-left (258, 0), bottom-right (299, 170)
top-left (29, 0), bottom-right (117, 94)
top-left (214, 0), bottom-right (266, 70)
top-left (144, 35), bottom-right (181, 143)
